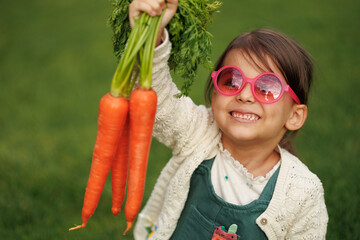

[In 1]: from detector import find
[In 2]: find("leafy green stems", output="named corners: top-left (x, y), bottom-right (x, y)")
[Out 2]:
top-left (109, 0), bottom-right (222, 97)
top-left (110, 11), bottom-right (164, 97)
top-left (139, 11), bottom-right (164, 89)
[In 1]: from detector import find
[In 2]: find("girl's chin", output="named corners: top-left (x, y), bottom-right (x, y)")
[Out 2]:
top-left (221, 131), bottom-right (260, 145)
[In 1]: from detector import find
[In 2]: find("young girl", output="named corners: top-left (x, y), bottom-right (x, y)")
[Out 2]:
top-left (129, 0), bottom-right (328, 239)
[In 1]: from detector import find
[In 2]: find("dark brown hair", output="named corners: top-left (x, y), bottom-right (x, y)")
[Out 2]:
top-left (205, 29), bottom-right (313, 155)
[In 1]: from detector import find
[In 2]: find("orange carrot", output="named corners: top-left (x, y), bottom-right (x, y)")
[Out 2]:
top-left (111, 116), bottom-right (129, 216)
top-left (123, 88), bottom-right (157, 234)
top-left (69, 93), bottom-right (128, 231)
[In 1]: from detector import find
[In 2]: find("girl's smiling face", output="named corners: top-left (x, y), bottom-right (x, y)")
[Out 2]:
top-left (211, 49), bottom-right (301, 150)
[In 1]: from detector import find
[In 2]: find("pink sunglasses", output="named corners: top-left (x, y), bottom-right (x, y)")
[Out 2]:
top-left (212, 65), bottom-right (301, 104)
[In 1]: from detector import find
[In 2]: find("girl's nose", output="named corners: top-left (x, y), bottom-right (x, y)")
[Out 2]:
top-left (236, 83), bottom-right (255, 103)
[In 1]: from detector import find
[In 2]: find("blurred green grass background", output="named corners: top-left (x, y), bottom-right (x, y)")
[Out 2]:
top-left (0, 0), bottom-right (359, 239)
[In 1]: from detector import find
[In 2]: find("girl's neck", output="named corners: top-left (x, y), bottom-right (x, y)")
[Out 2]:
top-left (222, 137), bottom-right (281, 178)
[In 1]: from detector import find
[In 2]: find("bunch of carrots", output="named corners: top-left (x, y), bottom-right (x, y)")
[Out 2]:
top-left (69, 11), bottom-right (164, 234)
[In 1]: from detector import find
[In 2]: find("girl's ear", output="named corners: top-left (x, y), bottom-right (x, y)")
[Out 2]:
top-left (285, 104), bottom-right (308, 131)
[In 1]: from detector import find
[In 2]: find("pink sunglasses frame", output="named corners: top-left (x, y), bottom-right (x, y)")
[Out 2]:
top-left (211, 65), bottom-right (301, 104)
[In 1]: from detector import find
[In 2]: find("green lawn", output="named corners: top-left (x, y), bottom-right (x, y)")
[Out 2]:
top-left (0, 0), bottom-right (359, 239)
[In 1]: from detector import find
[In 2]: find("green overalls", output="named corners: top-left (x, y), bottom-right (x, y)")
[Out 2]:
top-left (170, 157), bottom-right (280, 240)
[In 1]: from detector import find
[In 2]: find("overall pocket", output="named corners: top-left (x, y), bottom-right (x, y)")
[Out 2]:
top-left (171, 205), bottom-right (241, 240)
top-left (170, 205), bottom-right (216, 239)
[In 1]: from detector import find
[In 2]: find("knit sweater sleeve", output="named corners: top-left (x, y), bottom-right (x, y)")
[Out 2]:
top-left (285, 175), bottom-right (328, 239)
top-left (151, 30), bottom-right (214, 156)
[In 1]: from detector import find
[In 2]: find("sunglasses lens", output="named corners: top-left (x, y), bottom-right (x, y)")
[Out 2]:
top-left (254, 75), bottom-right (282, 102)
top-left (216, 68), bottom-right (243, 94)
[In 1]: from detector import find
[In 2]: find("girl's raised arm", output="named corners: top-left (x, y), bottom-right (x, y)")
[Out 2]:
top-left (151, 33), bottom-right (219, 155)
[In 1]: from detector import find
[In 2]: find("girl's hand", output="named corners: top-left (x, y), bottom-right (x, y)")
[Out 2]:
top-left (129, 0), bottom-right (178, 46)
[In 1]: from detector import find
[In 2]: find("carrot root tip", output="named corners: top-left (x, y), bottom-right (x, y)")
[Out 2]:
top-left (123, 221), bottom-right (133, 235)
top-left (111, 207), bottom-right (121, 216)
top-left (68, 223), bottom-right (86, 231)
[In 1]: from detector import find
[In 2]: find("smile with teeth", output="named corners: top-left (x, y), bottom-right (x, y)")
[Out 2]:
top-left (231, 112), bottom-right (260, 121)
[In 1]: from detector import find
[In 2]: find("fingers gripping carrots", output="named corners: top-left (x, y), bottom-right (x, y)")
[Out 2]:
top-left (124, 88), bottom-right (157, 234)
top-left (69, 93), bottom-right (128, 231)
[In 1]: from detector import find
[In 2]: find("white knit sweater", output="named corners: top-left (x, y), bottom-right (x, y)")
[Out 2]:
top-left (134, 31), bottom-right (328, 240)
